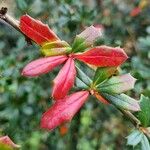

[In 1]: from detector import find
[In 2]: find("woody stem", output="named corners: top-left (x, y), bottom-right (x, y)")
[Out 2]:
top-left (0, 7), bottom-right (32, 45)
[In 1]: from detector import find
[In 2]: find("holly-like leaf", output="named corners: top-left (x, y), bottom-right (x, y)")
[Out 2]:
top-left (127, 130), bottom-right (143, 147)
top-left (74, 46), bottom-right (128, 67)
top-left (141, 135), bottom-right (150, 150)
top-left (0, 136), bottom-right (20, 149)
top-left (72, 25), bottom-right (102, 52)
top-left (52, 58), bottom-right (76, 100)
top-left (138, 95), bottom-right (150, 127)
top-left (22, 56), bottom-right (67, 77)
top-left (41, 91), bottom-right (89, 130)
top-left (101, 93), bottom-right (140, 111)
top-left (97, 73), bottom-right (136, 94)
top-left (20, 15), bottom-right (59, 45)
top-left (41, 41), bottom-right (72, 56)
top-left (75, 77), bottom-right (89, 90)
top-left (75, 65), bottom-right (92, 87)
top-left (93, 67), bottom-right (117, 86)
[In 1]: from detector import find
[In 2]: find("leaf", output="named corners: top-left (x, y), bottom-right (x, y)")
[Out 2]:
top-left (75, 65), bottom-right (92, 87)
top-left (0, 136), bottom-right (20, 149)
top-left (22, 56), bottom-right (67, 77)
top-left (41, 40), bottom-right (72, 56)
top-left (97, 73), bottom-right (136, 94)
top-left (20, 15), bottom-right (59, 45)
top-left (101, 93), bottom-right (140, 111)
top-left (75, 77), bottom-right (89, 90)
top-left (94, 92), bottom-right (109, 104)
top-left (41, 91), bottom-right (89, 130)
top-left (72, 25), bottom-right (102, 52)
top-left (93, 67), bottom-right (117, 85)
top-left (74, 46), bottom-right (128, 67)
top-left (127, 130), bottom-right (143, 147)
top-left (141, 135), bottom-right (150, 150)
top-left (52, 58), bottom-right (76, 100)
top-left (138, 95), bottom-right (150, 127)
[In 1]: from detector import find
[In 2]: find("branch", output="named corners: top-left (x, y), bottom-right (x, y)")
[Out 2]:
top-left (0, 7), bottom-right (32, 45)
top-left (118, 108), bottom-right (150, 139)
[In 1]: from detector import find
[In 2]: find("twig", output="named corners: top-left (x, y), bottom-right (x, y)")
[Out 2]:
top-left (118, 108), bottom-right (150, 139)
top-left (119, 108), bottom-right (141, 128)
top-left (0, 7), bottom-right (32, 45)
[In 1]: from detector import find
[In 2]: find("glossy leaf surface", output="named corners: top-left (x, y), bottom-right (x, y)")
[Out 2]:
top-left (138, 95), bottom-right (150, 127)
top-left (102, 93), bottom-right (140, 111)
top-left (22, 56), bottom-right (67, 77)
top-left (20, 15), bottom-right (59, 45)
top-left (74, 46), bottom-right (128, 67)
top-left (52, 58), bottom-right (76, 100)
top-left (98, 74), bottom-right (136, 94)
top-left (41, 91), bottom-right (89, 130)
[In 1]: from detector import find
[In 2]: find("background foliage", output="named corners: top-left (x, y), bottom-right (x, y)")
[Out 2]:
top-left (0, 0), bottom-right (150, 149)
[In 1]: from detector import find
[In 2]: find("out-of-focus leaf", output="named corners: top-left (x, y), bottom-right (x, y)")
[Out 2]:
top-left (97, 74), bottom-right (136, 94)
top-left (138, 95), bottom-right (150, 127)
top-left (16, 0), bottom-right (27, 10)
top-left (101, 93), bottom-right (140, 111)
top-left (93, 67), bottom-right (117, 86)
top-left (141, 135), bottom-right (150, 150)
top-left (127, 130), bottom-right (143, 147)
top-left (0, 136), bottom-right (20, 149)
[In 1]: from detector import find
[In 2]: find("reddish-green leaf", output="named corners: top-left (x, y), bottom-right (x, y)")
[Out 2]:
top-left (0, 136), bottom-right (20, 149)
top-left (41, 40), bottom-right (72, 56)
top-left (22, 56), bottom-right (67, 77)
top-left (52, 58), bottom-right (76, 100)
top-left (98, 73), bottom-right (136, 94)
top-left (72, 25), bottom-right (102, 52)
top-left (102, 93), bottom-right (140, 111)
top-left (93, 67), bottom-right (117, 86)
top-left (74, 46), bottom-right (128, 67)
top-left (20, 15), bottom-right (59, 45)
top-left (41, 91), bottom-right (89, 130)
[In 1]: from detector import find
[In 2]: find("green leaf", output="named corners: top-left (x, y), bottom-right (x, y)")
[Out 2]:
top-left (93, 67), bottom-right (117, 86)
top-left (127, 130), bottom-right (143, 147)
top-left (75, 65), bottom-right (92, 87)
top-left (75, 77), bottom-right (89, 89)
top-left (72, 26), bottom-right (102, 52)
top-left (16, 0), bottom-right (27, 10)
top-left (101, 93), bottom-right (140, 111)
top-left (141, 135), bottom-right (150, 150)
top-left (138, 95), bottom-right (150, 127)
top-left (97, 73), bottom-right (136, 94)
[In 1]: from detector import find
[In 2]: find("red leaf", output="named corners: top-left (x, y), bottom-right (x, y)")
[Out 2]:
top-left (22, 55), bottom-right (67, 77)
top-left (74, 46), bottom-right (128, 67)
top-left (20, 15), bottom-right (59, 45)
top-left (52, 58), bottom-right (76, 100)
top-left (130, 7), bottom-right (141, 17)
top-left (41, 91), bottom-right (89, 130)
top-left (0, 136), bottom-right (20, 148)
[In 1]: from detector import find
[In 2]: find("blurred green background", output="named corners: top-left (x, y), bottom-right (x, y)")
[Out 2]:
top-left (0, 0), bottom-right (150, 149)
